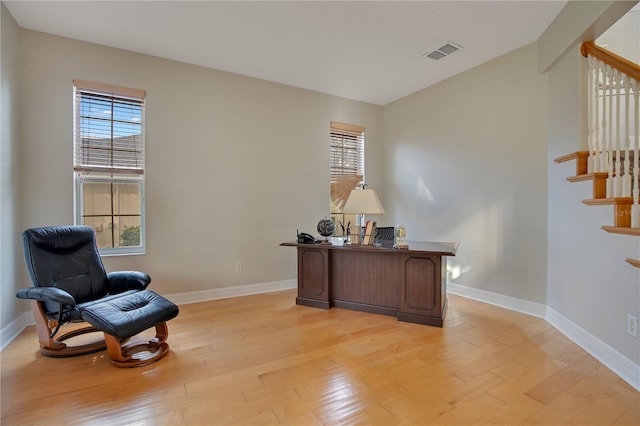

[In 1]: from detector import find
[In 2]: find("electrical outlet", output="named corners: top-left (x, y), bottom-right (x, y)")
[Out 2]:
top-left (627, 314), bottom-right (638, 338)
top-left (235, 262), bottom-right (243, 273)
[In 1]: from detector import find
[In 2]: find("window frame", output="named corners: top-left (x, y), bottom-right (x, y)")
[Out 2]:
top-left (74, 174), bottom-right (145, 256)
top-left (73, 80), bottom-right (146, 256)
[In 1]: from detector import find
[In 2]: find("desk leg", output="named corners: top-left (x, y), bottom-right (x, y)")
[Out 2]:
top-left (296, 247), bottom-right (330, 309)
top-left (397, 255), bottom-right (446, 327)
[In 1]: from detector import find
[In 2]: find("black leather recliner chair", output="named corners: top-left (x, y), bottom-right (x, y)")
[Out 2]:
top-left (17, 225), bottom-right (179, 367)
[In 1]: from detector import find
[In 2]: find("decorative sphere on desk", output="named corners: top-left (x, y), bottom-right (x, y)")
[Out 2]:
top-left (317, 218), bottom-right (335, 237)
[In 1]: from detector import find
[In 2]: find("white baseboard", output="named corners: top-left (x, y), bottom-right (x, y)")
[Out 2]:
top-left (165, 279), bottom-right (297, 306)
top-left (0, 311), bottom-right (34, 352)
top-left (448, 281), bottom-right (640, 392)
top-left (546, 307), bottom-right (640, 391)
top-left (448, 282), bottom-right (547, 318)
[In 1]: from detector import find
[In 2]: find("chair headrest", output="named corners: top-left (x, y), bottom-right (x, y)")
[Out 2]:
top-left (23, 226), bottom-right (96, 253)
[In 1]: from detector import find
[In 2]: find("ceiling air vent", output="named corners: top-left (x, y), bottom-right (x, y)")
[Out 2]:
top-left (423, 42), bottom-right (463, 61)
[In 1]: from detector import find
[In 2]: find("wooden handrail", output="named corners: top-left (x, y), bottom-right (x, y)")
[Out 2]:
top-left (581, 41), bottom-right (640, 81)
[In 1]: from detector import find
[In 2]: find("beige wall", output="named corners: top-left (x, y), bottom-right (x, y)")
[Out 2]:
top-left (546, 42), bottom-right (640, 365)
top-left (597, 6), bottom-right (640, 63)
top-left (1, 3), bottom-right (23, 334)
top-left (18, 29), bottom-right (383, 296)
top-left (537, 0), bottom-right (636, 73)
top-left (382, 43), bottom-right (549, 304)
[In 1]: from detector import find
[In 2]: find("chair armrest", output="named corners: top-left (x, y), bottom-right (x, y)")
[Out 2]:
top-left (107, 271), bottom-right (151, 293)
top-left (16, 287), bottom-right (76, 307)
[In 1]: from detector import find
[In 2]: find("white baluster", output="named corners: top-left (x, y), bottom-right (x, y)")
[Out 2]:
top-left (604, 65), bottom-right (613, 197)
top-left (623, 75), bottom-right (632, 198)
top-left (595, 61), bottom-right (603, 173)
top-left (587, 56), bottom-right (595, 173)
top-left (614, 69), bottom-right (622, 197)
top-left (633, 79), bottom-right (639, 228)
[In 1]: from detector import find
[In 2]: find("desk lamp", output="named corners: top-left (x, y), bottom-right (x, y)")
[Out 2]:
top-left (342, 184), bottom-right (384, 244)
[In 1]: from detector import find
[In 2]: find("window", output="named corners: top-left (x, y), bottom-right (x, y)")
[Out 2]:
top-left (73, 80), bottom-right (145, 255)
top-left (329, 121), bottom-right (365, 236)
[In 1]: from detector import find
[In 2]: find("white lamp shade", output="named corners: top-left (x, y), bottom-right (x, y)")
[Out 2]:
top-left (342, 188), bottom-right (385, 214)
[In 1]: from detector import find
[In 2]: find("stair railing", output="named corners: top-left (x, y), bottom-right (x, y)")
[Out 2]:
top-left (582, 41), bottom-right (640, 227)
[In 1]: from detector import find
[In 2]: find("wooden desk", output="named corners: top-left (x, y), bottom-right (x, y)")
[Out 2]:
top-left (280, 241), bottom-right (458, 327)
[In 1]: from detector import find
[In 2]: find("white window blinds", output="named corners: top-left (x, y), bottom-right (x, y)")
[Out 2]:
top-left (330, 121), bottom-right (364, 177)
top-left (330, 122), bottom-right (365, 213)
top-left (73, 80), bottom-right (145, 175)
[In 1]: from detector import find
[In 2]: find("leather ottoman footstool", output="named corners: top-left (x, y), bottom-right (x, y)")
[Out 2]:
top-left (81, 290), bottom-right (179, 367)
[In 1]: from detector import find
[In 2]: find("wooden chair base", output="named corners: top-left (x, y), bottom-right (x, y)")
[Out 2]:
top-left (104, 322), bottom-right (171, 368)
top-left (40, 324), bottom-right (107, 358)
top-left (31, 301), bottom-right (107, 358)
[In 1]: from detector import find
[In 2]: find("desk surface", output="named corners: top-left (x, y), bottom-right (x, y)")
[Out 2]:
top-left (280, 240), bottom-right (458, 256)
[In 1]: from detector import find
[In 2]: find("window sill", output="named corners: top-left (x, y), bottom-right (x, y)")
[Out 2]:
top-left (99, 249), bottom-right (146, 257)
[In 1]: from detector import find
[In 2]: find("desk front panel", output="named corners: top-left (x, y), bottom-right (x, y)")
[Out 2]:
top-left (398, 255), bottom-right (446, 325)
top-left (330, 250), bottom-right (401, 316)
top-left (296, 246), bottom-right (330, 309)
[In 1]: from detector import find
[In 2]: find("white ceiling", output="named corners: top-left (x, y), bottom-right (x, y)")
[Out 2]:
top-left (4, 0), bottom-right (567, 105)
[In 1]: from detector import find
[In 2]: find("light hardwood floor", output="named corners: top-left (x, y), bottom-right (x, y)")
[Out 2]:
top-left (1, 290), bottom-right (638, 425)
